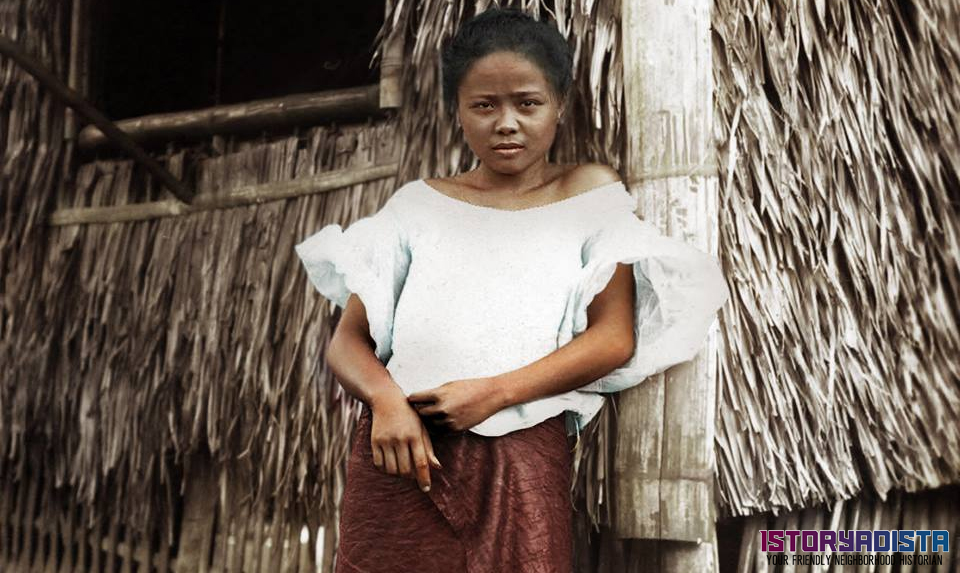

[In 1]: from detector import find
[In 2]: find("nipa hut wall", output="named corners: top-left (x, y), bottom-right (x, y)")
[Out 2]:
top-left (713, 0), bottom-right (960, 516)
top-left (0, 0), bottom-right (73, 486)
top-left (41, 123), bottom-right (400, 533)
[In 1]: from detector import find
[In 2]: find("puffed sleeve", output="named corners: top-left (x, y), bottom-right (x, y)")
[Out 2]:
top-left (558, 192), bottom-right (729, 393)
top-left (294, 200), bottom-right (411, 363)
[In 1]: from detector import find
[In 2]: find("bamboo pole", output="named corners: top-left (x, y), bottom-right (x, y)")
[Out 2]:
top-left (174, 453), bottom-right (218, 573)
top-left (378, 0), bottom-right (404, 109)
top-left (20, 478), bottom-right (39, 570)
top-left (0, 34), bottom-right (194, 204)
top-left (616, 0), bottom-right (719, 571)
top-left (0, 478), bottom-right (10, 564)
top-left (77, 85), bottom-right (382, 150)
top-left (65, 0), bottom-right (92, 141)
top-left (48, 162), bottom-right (398, 226)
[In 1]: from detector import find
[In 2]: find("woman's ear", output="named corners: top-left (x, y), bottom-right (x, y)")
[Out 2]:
top-left (556, 96), bottom-right (567, 123)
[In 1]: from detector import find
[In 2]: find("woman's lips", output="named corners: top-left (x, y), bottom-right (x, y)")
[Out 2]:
top-left (492, 146), bottom-right (524, 158)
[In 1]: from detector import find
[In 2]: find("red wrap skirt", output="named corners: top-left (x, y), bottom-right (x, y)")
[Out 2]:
top-left (335, 406), bottom-right (574, 573)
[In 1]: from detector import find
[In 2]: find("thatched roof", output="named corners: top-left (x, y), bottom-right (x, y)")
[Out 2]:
top-left (713, 0), bottom-right (960, 516)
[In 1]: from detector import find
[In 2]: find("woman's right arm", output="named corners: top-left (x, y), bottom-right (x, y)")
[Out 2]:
top-left (326, 294), bottom-right (442, 492)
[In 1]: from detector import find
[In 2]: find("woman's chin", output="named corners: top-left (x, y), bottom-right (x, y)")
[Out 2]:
top-left (479, 155), bottom-right (539, 175)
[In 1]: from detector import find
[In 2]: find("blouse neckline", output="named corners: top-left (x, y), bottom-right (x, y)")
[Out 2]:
top-left (415, 178), bottom-right (626, 214)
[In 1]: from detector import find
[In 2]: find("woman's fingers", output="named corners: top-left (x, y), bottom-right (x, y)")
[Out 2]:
top-left (382, 444), bottom-right (398, 475)
top-left (421, 426), bottom-right (442, 470)
top-left (408, 438), bottom-right (432, 492)
top-left (412, 401), bottom-right (437, 415)
top-left (394, 441), bottom-right (414, 479)
top-left (371, 441), bottom-right (384, 469)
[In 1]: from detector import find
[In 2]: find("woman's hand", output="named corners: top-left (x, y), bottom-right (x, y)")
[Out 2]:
top-left (369, 394), bottom-right (443, 493)
top-left (407, 377), bottom-right (507, 433)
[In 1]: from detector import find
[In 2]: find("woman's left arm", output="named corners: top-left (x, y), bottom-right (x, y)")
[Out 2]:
top-left (409, 263), bottom-right (635, 431)
top-left (492, 262), bottom-right (636, 407)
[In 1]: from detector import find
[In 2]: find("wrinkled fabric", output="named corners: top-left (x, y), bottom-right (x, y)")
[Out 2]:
top-left (293, 201), bottom-right (411, 363)
top-left (336, 407), bottom-right (574, 573)
top-left (557, 190), bottom-right (731, 393)
top-left (294, 179), bottom-right (728, 437)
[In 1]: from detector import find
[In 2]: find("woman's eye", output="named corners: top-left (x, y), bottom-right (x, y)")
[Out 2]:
top-left (521, 100), bottom-right (541, 107)
top-left (473, 102), bottom-right (493, 109)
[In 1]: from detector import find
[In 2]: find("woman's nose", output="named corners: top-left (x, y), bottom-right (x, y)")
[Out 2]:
top-left (495, 109), bottom-right (519, 133)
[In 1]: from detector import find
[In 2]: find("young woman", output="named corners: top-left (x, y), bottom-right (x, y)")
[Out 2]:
top-left (295, 8), bottom-right (728, 572)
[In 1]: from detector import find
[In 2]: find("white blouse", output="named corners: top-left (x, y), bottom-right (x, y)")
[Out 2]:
top-left (295, 179), bottom-right (729, 437)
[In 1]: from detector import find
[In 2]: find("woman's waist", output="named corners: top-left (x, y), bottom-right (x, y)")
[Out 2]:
top-left (386, 337), bottom-right (557, 391)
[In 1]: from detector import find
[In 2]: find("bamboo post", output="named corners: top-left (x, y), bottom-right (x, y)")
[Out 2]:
top-left (175, 452), bottom-right (218, 573)
top-left (42, 481), bottom-right (58, 573)
top-left (222, 518), bottom-right (237, 573)
top-left (104, 513), bottom-right (120, 573)
top-left (88, 506), bottom-right (101, 573)
top-left (320, 520), bottom-right (337, 573)
top-left (211, 500), bottom-right (229, 572)
top-left (66, 0), bottom-right (91, 140)
top-left (157, 514), bottom-right (172, 573)
top-left (298, 526), bottom-right (314, 573)
top-left (270, 513), bottom-right (287, 572)
top-left (616, 0), bottom-right (719, 571)
top-left (230, 507), bottom-right (248, 572)
top-left (10, 478), bottom-right (24, 566)
top-left (19, 478), bottom-right (39, 570)
top-left (0, 477), bottom-right (11, 564)
top-left (278, 521), bottom-right (295, 572)
top-left (121, 526), bottom-right (134, 573)
top-left (249, 507), bottom-right (266, 573)
top-left (379, 0), bottom-right (404, 108)
top-left (58, 502), bottom-right (76, 573)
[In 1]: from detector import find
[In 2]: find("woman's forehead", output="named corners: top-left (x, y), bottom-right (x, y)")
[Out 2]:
top-left (459, 52), bottom-right (552, 93)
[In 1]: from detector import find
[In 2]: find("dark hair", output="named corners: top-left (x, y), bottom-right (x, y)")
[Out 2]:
top-left (440, 8), bottom-right (573, 112)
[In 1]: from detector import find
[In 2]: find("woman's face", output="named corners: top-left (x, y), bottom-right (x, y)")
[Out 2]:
top-left (456, 50), bottom-right (563, 176)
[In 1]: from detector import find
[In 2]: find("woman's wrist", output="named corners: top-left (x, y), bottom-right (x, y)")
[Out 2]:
top-left (368, 386), bottom-right (410, 414)
top-left (488, 374), bottom-right (518, 410)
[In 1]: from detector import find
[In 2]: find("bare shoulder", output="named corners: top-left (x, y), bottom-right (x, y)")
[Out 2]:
top-left (561, 163), bottom-right (622, 196)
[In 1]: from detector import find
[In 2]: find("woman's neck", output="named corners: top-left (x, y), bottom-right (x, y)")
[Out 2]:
top-left (468, 159), bottom-right (563, 194)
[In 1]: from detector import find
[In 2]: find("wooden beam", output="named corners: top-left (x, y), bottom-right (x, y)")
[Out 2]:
top-left (379, 0), bottom-right (404, 108)
top-left (174, 452), bottom-right (217, 573)
top-left (48, 163), bottom-right (398, 226)
top-left (0, 34), bottom-right (194, 204)
top-left (65, 0), bottom-right (92, 140)
top-left (77, 85), bottom-right (382, 150)
top-left (615, 0), bottom-right (720, 571)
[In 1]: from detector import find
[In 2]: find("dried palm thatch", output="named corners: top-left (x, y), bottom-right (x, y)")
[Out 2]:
top-left (4, 97), bottom-right (402, 538)
top-left (374, 0), bottom-right (628, 530)
top-left (714, 0), bottom-right (960, 516)
top-left (0, 0), bottom-right (72, 476)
